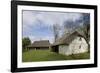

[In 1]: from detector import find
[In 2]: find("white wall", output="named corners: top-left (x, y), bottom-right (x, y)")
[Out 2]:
top-left (59, 45), bottom-right (71, 55)
top-left (59, 37), bottom-right (88, 55)
top-left (69, 37), bottom-right (88, 54)
top-left (0, 0), bottom-right (99, 73)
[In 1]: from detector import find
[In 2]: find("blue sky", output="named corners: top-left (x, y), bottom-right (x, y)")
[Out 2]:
top-left (22, 10), bottom-right (88, 43)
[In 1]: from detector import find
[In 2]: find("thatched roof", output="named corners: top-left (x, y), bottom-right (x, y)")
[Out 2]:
top-left (52, 31), bottom-right (83, 46)
top-left (27, 40), bottom-right (50, 48)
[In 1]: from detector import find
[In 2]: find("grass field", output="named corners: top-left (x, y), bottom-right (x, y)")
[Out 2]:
top-left (22, 50), bottom-right (90, 62)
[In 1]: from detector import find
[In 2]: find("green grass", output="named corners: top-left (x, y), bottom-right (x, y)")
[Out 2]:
top-left (22, 49), bottom-right (90, 62)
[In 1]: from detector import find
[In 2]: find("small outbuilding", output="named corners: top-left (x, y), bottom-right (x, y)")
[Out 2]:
top-left (51, 31), bottom-right (88, 55)
top-left (27, 40), bottom-right (51, 50)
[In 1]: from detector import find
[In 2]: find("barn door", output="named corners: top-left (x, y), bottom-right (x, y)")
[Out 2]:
top-left (52, 46), bottom-right (59, 53)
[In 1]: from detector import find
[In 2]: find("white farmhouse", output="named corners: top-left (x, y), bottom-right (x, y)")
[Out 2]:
top-left (51, 31), bottom-right (88, 55)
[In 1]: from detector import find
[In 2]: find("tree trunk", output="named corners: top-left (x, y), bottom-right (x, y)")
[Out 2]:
top-left (82, 37), bottom-right (90, 53)
top-left (87, 43), bottom-right (90, 53)
top-left (84, 38), bottom-right (90, 53)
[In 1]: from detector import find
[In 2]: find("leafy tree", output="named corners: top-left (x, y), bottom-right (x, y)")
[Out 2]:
top-left (22, 37), bottom-right (31, 51)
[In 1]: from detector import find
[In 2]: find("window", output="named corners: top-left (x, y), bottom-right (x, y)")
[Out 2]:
top-left (79, 37), bottom-right (82, 41)
top-left (79, 45), bottom-right (81, 49)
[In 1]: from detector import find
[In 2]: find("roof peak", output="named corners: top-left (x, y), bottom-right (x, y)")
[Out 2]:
top-left (34, 40), bottom-right (49, 42)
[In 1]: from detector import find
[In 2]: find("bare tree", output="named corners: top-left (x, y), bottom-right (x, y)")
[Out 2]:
top-left (63, 20), bottom-right (79, 37)
top-left (62, 13), bottom-right (90, 52)
top-left (82, 13), bottom-right (90, 52)
top-left (63, 20), bottom-right (74, 33)
top-left (53, 24), bottom-right (60, 42)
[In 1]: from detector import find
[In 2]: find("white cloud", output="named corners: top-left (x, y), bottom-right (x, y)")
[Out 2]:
top-left (23, 11), bottom-right (83, 27)
top-left (22, 11), bottom-right (83, 43)
top-left (23, 11), bottom-right (37, 25)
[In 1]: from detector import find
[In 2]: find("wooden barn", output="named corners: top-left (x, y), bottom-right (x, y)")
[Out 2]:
top-left (51, 31), bottom-right (88, 55)
top-left (27, 40), bottom-right (51, 50)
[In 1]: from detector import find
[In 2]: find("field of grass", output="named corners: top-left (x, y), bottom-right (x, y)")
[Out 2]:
top-left (22, 49), bottom-right (90, 62)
